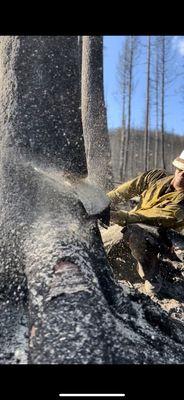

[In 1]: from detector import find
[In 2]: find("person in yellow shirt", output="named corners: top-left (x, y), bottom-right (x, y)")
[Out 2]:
top-left (106, 152), bottom-right (184, 294)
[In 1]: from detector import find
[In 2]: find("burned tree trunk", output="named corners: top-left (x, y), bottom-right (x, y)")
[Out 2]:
top-left (118, 38), bottom-right (128, 181)
top-left (154, 37), bottom-right (160, 169)
top-left (81, 36), bottom-right (113, 191)
top-left (144, 36), bottom-right (151, 171)
top-left (0, 36), bottom-right (115, 363)
top-left (160, 36), bottom-right (166, 170)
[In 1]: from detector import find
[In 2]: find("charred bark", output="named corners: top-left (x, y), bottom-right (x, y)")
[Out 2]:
top-left (0, 36), bottom-right (87, 176)
top-left (82, 36), bottom-right (113, 191)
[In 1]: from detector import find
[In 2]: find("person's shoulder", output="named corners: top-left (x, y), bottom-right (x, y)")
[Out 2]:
top-left (146, 169), bottom-right (168, 185)
top-left (175, 192), bottom-right (184, 205)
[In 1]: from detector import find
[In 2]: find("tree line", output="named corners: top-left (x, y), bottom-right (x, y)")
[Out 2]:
top-left (116, 36), bottom-right (178, 182)
top-left (110, 127), bottom-right (184, 183)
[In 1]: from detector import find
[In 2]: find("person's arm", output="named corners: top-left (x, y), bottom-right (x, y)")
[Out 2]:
top-left (107, 169), bottom-right (167, 208)
top-left (111, 202), bottom-right (184, 229)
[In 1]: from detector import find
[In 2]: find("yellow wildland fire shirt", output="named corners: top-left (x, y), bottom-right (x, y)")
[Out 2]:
top-left (107, 169), bottom-right (184, 231)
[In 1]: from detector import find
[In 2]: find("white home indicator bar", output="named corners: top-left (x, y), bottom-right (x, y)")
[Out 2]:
top-left (59, 395), bottom-right (125, 398)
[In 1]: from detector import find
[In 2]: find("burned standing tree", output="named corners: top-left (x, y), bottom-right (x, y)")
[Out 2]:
top-left (158, 36), bottom-right (174, 170)
top-left (0, 36), bottom-right (184, 365)
top-left (117, 37), bottom-right (129, 181)
top-left (153, 37), bottom-right (160, 169)
top-left (121, 36), bottom-right (138, 179)
top-left (160, 36), bottom-right (166, 170)
top-left (144, 35), bottom-right (151, 171)
top-left (81, 36), bottom-right (113, 191)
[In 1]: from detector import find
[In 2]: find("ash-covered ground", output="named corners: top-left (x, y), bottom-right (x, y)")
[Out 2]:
top-left (1, 235), bottom-right (184, 364)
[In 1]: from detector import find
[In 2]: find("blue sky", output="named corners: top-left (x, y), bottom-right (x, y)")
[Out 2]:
top-left (103, 36), bottom-right (184, 135)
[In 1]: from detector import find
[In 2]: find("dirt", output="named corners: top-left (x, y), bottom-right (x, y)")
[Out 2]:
top-left (118, 243), bottom-right (184, 325)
